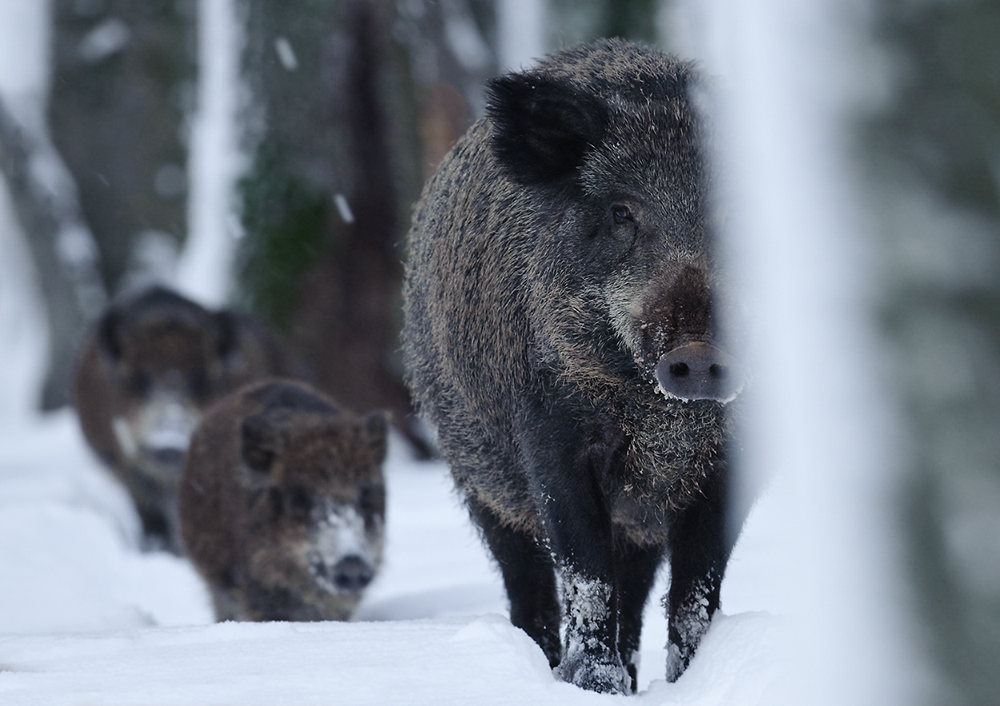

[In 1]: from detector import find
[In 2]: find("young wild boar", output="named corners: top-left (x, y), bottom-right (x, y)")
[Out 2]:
top-left (73, 285), bottom-right (307, 553)
top-left (178, 379), bottom-right (387, 622)
top-left (403, 39), bottom-right (749, 694)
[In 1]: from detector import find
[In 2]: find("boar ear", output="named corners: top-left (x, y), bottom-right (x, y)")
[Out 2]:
top-left (240, 414), bottom-right (279, 477)
top-left (487, 73), bottom-right (608, 186)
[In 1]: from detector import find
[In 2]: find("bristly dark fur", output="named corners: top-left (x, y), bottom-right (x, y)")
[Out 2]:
top-left (403, 38), bottom-right (752, 694)
top-left (247, 379), bottom-right (338, 415)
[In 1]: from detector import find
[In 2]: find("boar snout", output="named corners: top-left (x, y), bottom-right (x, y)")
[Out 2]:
top-left (143, 446), bottom-right (186, 470)
top-left (655, 342), bottom-right (743, 403)
top-left (331, 555), bottom-right (375, 591)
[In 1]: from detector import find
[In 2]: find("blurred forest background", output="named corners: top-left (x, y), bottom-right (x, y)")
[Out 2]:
top-left (2, 0), bottom-right (1000, 704)
top-left (0, 0), bottom-right (670, 454)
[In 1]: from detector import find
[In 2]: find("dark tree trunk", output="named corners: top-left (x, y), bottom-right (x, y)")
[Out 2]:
top-left (236, 0), bottom-right (496, 456)
top-left (866, 1), bottom-right (1000, 703)
top-left (48, 0), bottom-right (197, 294)
top-left (289, 0), bottom-right (416, 449)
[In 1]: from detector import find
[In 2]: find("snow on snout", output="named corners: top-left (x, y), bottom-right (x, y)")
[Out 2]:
top-left (138, 396), bottom-right (200, 453)
top-left (308, 504), bottom-right (377, 592)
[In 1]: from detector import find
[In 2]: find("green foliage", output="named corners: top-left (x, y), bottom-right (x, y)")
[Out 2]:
top-left (600, 0), bottom-right (658, 44)
top-left (874, 1), bottom-right (1000, 217)
top-left (548, 0), bottom-right (659, 47)
top-left (867, 1), bottom-right (1000, 703)
top-left (237, 141), bottom-right (333, 330)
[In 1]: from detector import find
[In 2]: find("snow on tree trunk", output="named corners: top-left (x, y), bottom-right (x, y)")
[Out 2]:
top-left (0, 179), bottom-right (47, 426)
top-left (0, 96), bottom-right (107, 411)
top-left (0, 0), bottom-right (108, 412)
top-left (175, 0), bottom-right (243, 307)
top-left (0, 0), bottom-right (53, 422)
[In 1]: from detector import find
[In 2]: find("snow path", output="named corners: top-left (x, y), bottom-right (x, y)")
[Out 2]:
top-left (0, 412), bottom-right (784, 704)
top-left (0, 613), bottom-right (782, 706)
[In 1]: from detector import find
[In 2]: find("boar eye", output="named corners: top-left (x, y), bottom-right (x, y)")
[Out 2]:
top-left (126, 370), bottom-right (152, 397)
top-left (288, 486), bottom-right (313, 516)
top-left (244, 447), bottom-right (275, 474)
top-left (611, 205), bottom-right (634, 224)
top-left (188, 369), bottom-right (211, 399)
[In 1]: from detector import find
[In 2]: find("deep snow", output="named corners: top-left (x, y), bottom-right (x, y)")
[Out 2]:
top-left (0, 410), bottom-right (786, 705)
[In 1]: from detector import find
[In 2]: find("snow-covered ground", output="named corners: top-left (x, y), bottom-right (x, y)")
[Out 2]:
top-left (0, 410), bottom-right (787, 705)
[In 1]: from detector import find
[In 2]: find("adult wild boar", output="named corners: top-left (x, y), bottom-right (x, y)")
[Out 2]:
top-left (178, 379), bottom-right (387, 622)
top-left (403, 39), bottom-right (748, 694)
top-left (73, 285), bottom-right (308, 553)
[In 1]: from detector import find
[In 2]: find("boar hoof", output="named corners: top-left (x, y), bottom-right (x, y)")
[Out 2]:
top-left (554, 648), bottom-right (631, 695)
top-left (665, 642), bottom-right (690, 683)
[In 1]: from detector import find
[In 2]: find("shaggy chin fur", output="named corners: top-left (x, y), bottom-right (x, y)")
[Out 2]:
top-left (403, 39), bottom-right (752, 694)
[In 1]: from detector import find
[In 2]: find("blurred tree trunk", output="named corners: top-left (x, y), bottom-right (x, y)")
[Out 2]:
top-left (48, 0), bottom-right (197, 295)
top-left (236, 0), bottom-right (495, 455)
top-left (0, 96), bottom-right (106, 410)
top-left (24, 0), bottom-right (197, 409)
top-left (866, 1), bottom-right (1000, 703)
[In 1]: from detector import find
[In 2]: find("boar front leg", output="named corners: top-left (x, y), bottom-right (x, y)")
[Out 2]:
top-left (664, 468), bottom-right (733, 682)
top-left (466, 495), bottom-right (562, 666)
top-left (615, 543), bottom-right (665, 692)
top-left (516, 393), bottom-right (631, 695)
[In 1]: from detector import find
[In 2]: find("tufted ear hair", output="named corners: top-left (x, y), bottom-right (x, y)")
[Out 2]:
top-left (240, 413), bottom-right (280, 480)
top-left (487, 72), bottom-right (608, 186)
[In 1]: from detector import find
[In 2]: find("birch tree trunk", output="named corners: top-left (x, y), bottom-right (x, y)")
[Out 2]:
top-left (0, 95), bottom-right (106, 410)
